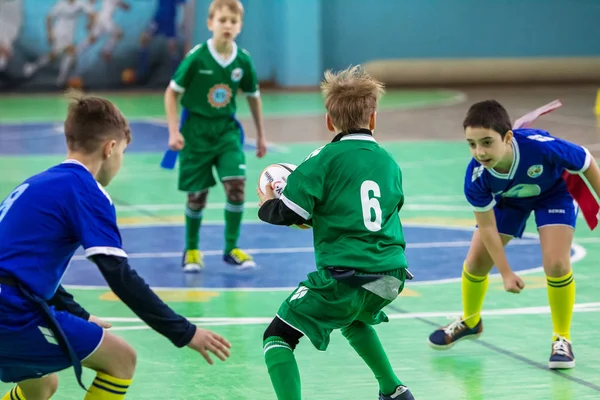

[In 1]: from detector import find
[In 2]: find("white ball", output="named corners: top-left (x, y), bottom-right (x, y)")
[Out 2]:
top-left (258, 163), bottom-right (297, 198)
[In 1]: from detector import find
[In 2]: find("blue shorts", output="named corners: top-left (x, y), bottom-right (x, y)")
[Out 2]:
top-left (0, 286), bottom-right (104, 383)
top-left (494, 190), bottom-right (578, 238)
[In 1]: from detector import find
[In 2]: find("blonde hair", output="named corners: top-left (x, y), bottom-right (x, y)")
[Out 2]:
top-left (320, 65), bottom-right (385, 132)
top-left (208, 0), bottom-right (244, 19)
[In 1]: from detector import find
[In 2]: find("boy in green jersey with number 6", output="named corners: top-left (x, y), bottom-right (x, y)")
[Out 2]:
top-left (257, 66), bottom-right (415, 400)
top-left (164, 0), bottom-right (267, 272)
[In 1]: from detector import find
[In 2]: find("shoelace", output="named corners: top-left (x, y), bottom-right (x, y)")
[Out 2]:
top-left (552, 335), bottom-right (572, 357)
top-left (443, 319), bottom-right (467, 336)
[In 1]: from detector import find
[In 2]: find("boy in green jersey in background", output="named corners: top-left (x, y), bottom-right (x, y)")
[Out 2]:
top-left (164, 0), bottom-right (267, 272)
top-left (257, 66), bottom-right (415, 400)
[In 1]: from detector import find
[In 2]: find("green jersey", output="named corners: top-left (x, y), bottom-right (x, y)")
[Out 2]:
top-left (281, 131), bottom-right (408, 273)
top-left (169, 39), bottom-right (259, 118)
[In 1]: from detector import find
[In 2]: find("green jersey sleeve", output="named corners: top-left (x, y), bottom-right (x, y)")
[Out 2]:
top-left (169, 44), bottom-right (201, 93)
top-left (239, 51), bottom-right (259, 96)
top-left (280, 153), bottom-right (325, 220)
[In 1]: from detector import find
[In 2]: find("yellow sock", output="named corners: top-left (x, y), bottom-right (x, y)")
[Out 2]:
top-left (84, 372), bottom-right (132, 399)
top-left (1, 386), bottom-right (26, 400)
top-left (547, 270), bottom-right (575, 341)
top-left (462, 263), bottom-right (489, 328)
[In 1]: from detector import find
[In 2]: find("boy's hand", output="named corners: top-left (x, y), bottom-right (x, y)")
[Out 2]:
top-left (256, 136), bottom-right (267, 158)
top-left (502, 272), bottom-right (525, 294)
top-left (187, 327), bottom-right (231, 365)
top-left (169, 132), bottom-right (185, 151)
top-left (88, 315), bottom-right (112, 329)
top-left (257, 184), bottom-right (275, 206)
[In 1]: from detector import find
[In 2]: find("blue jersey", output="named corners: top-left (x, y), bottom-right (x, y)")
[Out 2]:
top-left (0, 160), bottom-right (126, 300)
top-left (464, 129), bottom-right (591, 212)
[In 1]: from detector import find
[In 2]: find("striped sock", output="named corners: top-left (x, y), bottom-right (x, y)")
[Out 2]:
top-left (1, 386), bottom-right (26, 400)
top-left (462, 264), bottom-right (489, 328)
top-left (264, 336), bottom-right (301, 400)
top-left (547, 270), bottom-right (575, 341)
top-left (84, 372), bottom-right (132, 399)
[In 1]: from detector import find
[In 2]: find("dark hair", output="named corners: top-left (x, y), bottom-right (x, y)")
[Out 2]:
top-left (462, 100), bottom-right (512, 138)
top-left (64, 90), bottom-right (131, 153)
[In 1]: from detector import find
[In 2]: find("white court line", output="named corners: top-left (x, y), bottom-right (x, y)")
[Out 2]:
top-left (63, 223), bottom-right (588, 291)
top-left (115, 203), bottom-right (473, 212)
top-left (106, 302), bottom-right (600, 331)
top-left (69, 239), bottom-right (544, 262)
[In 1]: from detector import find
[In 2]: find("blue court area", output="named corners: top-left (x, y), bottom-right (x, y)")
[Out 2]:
top-left (0, 121), bottom-right (261, 155)
top-left (63, 224), bottom-right (547, 289)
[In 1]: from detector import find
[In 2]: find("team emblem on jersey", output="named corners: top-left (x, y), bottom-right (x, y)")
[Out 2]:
top-left (231, 68), bottom-right (244, 82)
top-left (527, 164), bottom-right (544, 178)
top-left (207, 84), bottom-right (232, 108)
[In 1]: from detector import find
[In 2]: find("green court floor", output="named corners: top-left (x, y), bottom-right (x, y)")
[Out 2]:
top-left (1, 91), bottom-right (599, 399)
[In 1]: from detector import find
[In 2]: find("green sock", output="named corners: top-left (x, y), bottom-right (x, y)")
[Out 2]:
top-left (185, 206), bottom-right (203, 250)
top-left (263, 336), bottom-right (301, 400)
top-left (224, 201), bottom-right (243, 253)
top-left (341, 321), bottom-right (402, 395)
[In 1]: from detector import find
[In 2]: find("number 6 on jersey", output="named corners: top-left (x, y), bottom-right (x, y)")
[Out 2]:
top-left (361, 180), bottom-right (382, 232)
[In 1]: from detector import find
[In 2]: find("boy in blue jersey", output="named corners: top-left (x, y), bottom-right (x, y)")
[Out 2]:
top-left (428, 100), bottom-right (600, 369)
top-left (0, 93), bottom-right (231, 400)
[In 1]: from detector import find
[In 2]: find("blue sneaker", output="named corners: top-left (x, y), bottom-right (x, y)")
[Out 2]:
top-left (428, 318), bottom-right (483, 349)
top-left (548, 335), bottom-right (575, 369)
top-left (379, 385), bottom-right (415, 400)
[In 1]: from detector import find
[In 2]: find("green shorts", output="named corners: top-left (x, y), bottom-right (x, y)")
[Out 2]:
top-left (276, 268), bottom-right (407, 351)
top-left (178, 113), bottom-right (246, 193)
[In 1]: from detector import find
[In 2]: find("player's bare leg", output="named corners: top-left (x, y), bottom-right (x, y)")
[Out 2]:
top-left (135, 31), bottom-right (152, 81)
top-left (102, 29), bottom-right (124, 61)
top-left (539, 224), bottom-right (576, 369)
top-left (23, 51), bottom-right (55, 78)
top-left (0, 47), bottom-right (10, 71)
top-left (429, 230), bottom-right (512, 349)
top-left (1, 374), bottom-right (58, 400)
top-left (183, 191), bottom-right (208, 272)
top-left (56, 45), bottom-right (76, 87)
top-left (81, 331), bottom-right (136, 398)
top-left (222, 179), bottom-right (255, 269)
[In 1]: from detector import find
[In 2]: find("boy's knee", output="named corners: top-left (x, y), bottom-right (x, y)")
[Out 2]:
top-left (122, 344), bottom-right (138, 376)
top-left (83, 333), bottom-right (137, 380)
top-left (544, 258), bottom-right (571, 278)
top-left (44, 375), bottom-right (59, 398)
top-left (109, 341), bottom-right (137, 379)
top-left (223, 179), bottom-right (245, 203)
top-left (263, 317), bottom-right (303, 350)
top-left (341, 320), bottom-right (370, 340)
top-left (187, 191), bottom-right (208, 210)
top-left (19, 373), bottom-right (59, 400)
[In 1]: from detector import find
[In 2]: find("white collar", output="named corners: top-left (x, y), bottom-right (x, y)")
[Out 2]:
top-left (62, 159), bottom-right (89, 172)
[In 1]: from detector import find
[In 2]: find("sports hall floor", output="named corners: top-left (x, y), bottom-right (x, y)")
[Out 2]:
top-left (0, 85), bottom-right (599, 399)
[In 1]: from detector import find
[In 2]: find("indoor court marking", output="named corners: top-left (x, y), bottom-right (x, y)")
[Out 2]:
top-left (1, 89), bottom-right (600, 399)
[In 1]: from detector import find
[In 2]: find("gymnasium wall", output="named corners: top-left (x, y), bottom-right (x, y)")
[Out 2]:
top-left (0, 0), bottom-right (194, 92)
top-left (2, 0), bottom-right (600, 92)
top-left (230, 0), bottom-right (600, 87)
